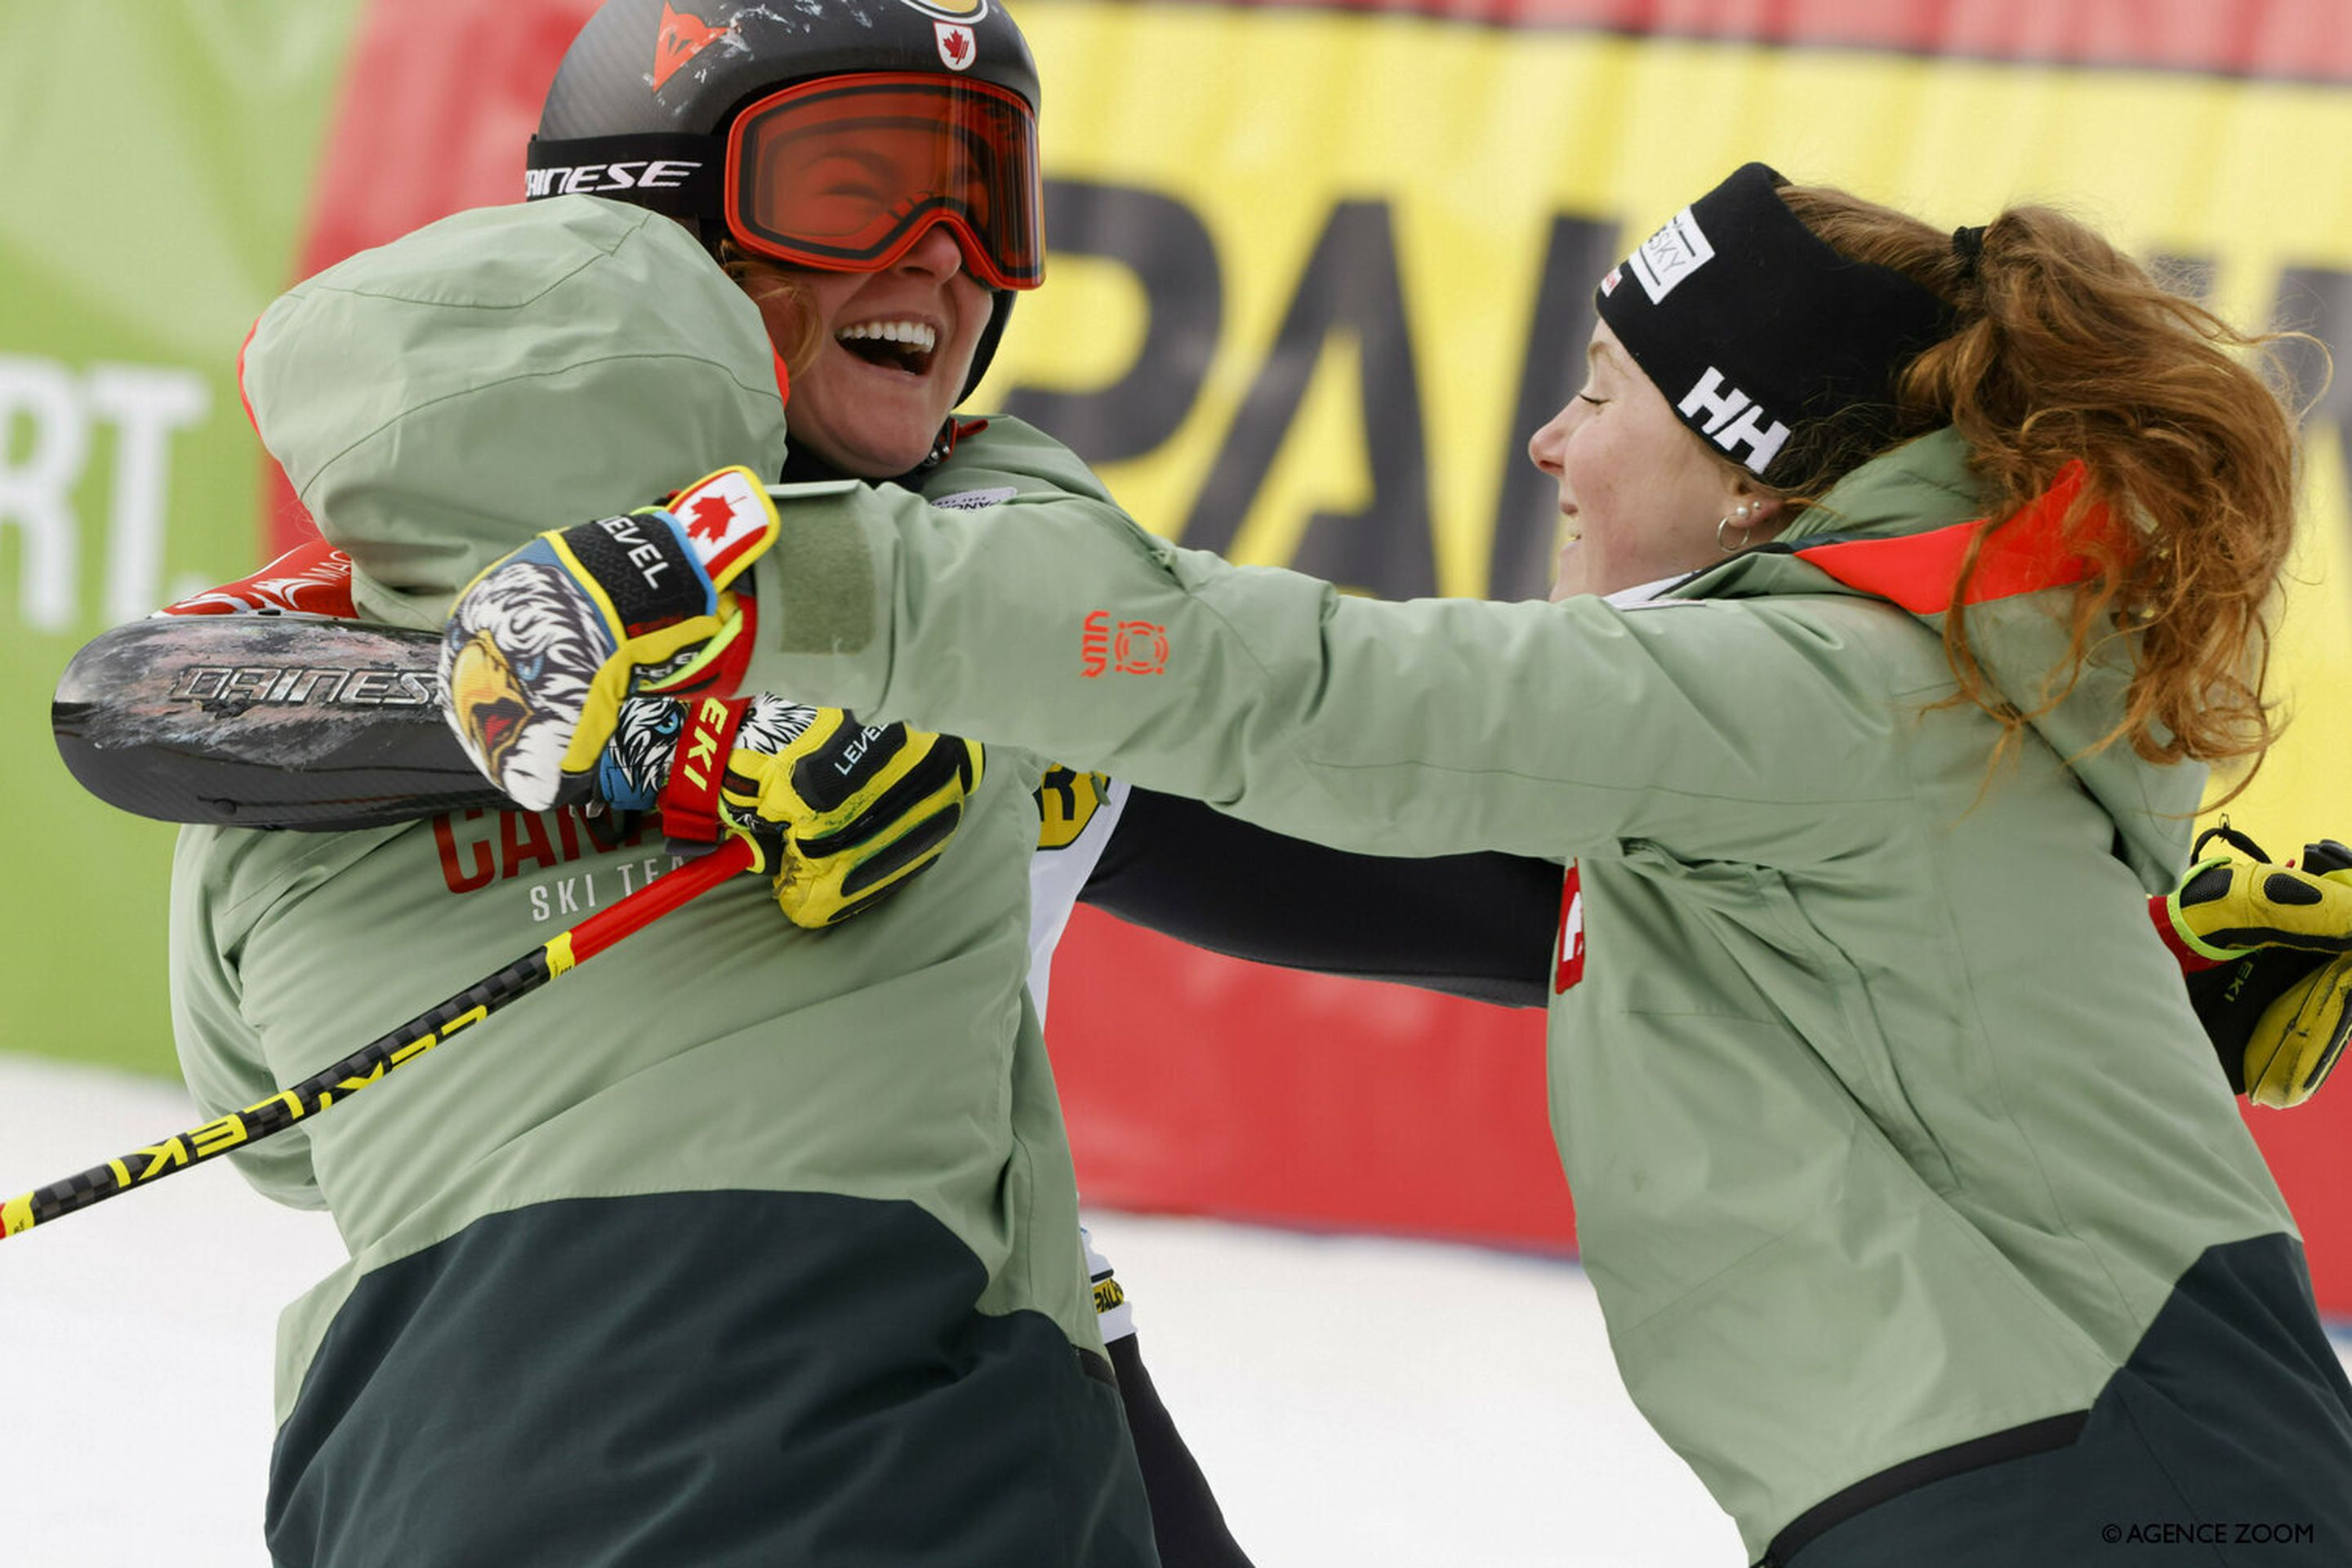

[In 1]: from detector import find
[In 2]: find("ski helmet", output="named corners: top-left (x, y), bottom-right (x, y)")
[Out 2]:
top-left (528, 0), bottom-right (1045, 397)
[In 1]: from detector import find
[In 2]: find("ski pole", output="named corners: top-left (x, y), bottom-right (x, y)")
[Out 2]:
top-left (2, 834), bottom-right (758, 1241)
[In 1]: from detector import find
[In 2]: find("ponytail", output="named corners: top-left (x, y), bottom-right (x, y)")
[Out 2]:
top-left (1777, 185), bottom-right (2305, 795)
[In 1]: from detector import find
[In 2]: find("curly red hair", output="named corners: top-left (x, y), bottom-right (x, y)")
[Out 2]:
top-left (1775, 185), bottom-right (2304, 800)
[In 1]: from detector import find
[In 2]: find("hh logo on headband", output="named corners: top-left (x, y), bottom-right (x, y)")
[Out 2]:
top-left (1680, 368), bottom-right (1790, 474)
top-left (1628, 206), bottom-right (1714, 303)
top-left (936, 22), bottom-right (976, 69)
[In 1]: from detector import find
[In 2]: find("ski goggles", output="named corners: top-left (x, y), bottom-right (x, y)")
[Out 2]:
top-left (724, 74), bottom-right (1045, 292)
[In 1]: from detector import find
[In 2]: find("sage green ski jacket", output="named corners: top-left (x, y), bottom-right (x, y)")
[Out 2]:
top-left (734, 416), bottom-right (2319, 1555)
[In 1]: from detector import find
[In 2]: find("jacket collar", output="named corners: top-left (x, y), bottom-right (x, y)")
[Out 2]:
top-left (1659, 425), bottom-right (2194, 892)
top-left (1668, 426), bottom-right (2112, 611)
top-left (1784, 459), bottom-right (2101, 612)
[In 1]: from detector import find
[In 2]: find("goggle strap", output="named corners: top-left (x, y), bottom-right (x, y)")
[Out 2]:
top-left (523, 133), bottom-right (726, 222)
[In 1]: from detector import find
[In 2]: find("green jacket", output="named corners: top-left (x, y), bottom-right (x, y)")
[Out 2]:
top-left (737, 418), bottom-right (2306, 1554)
top-left (176, 197), bottom-right (1152, 1566)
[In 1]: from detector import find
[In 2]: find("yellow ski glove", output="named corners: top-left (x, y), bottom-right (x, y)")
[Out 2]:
top-left (2159, 826), bottom-right (2352, 1108)
top-left (609, 694), bottom-right (982, 929)
top-left (719, 705), bottom-right (983, 926)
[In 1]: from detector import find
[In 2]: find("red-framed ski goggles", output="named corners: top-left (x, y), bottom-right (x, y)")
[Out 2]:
top-left (724, 74), bottom-right (1045, 292)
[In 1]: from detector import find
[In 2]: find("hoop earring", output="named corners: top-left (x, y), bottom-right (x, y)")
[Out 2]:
top-left (1717, 504), bottom-right (1756, 554)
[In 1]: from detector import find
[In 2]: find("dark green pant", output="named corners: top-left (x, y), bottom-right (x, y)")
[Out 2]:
top-left (1773, 1236), bottom-right (2352, 1568)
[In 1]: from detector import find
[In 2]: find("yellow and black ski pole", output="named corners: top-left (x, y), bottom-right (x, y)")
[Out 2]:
top-left (2, 835), bottom-right (757, 1241)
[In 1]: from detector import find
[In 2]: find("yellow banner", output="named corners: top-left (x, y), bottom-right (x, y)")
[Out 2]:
top-left (980, 5), bottom-right (2352, 847)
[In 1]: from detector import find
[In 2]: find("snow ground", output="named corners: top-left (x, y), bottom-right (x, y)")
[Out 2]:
top-left (2, 1054), bottom-right (2343, 1568)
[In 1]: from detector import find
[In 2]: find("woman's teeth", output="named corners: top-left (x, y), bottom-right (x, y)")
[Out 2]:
top-left (837, 319), bottom-right (938, 353)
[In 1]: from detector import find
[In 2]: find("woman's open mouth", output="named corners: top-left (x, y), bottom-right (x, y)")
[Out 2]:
top-left (835, 318), bottom-right (939, 378)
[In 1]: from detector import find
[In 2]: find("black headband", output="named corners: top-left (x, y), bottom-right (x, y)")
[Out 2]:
top-left (1594, 163), bottom-right (1953, 488)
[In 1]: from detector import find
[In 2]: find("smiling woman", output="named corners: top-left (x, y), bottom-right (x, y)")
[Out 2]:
top-left (709, 67), bottom-right (1038, 474)
top-left (1530, 321), bottom-right (1783, 600)
top-left (756, 223), bottom-right (993, 477)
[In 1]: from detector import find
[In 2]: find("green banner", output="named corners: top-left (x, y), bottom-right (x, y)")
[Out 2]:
top-left (0, 2), bottom-right (364, 1073)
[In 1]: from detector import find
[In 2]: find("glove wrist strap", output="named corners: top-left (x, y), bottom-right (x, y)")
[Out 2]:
top-left (659, 696), bottom-right (749, 845)
top-left (2151, 893), bottom-right (2228, 973)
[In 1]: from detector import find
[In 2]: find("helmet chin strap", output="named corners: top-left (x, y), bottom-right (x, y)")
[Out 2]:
top-left (960, 289), bottom-right (1013, 403)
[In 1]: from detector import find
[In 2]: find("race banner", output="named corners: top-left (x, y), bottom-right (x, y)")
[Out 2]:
top-left (6, 0), bottom-right (2350, 1304)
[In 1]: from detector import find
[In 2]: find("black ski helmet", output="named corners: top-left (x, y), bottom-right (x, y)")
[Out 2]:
top-left (527, 0), bottom-right (1045, 399)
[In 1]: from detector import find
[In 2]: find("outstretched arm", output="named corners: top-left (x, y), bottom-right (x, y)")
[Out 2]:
top-left (1085, 790), bottom-right (1557, 1009)
top-left (731, 463), bottom-right (1911, 867)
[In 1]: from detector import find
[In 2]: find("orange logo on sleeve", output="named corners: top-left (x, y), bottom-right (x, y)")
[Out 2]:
top-left (1081, 611), bottom-right (1168, 676)
top-left (653, 4), bottom-right (731, 92)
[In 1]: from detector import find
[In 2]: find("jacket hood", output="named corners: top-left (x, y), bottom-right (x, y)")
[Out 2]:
top-left (1667, 426), bottom-right (2199, 889)
top-left (240, 197), bottom-right (791, 633)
